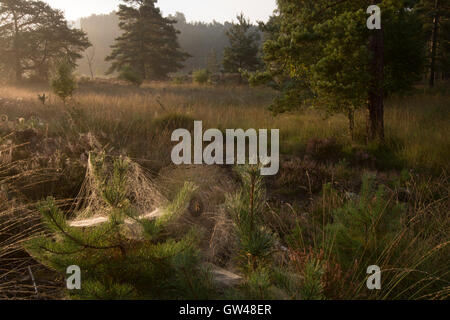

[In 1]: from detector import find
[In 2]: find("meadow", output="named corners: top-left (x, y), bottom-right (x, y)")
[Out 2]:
top-left (0, 80), bottom-right (448, 299)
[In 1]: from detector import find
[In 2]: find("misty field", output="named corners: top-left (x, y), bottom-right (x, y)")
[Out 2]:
top-left (0, 80), bottom-right (449, 299)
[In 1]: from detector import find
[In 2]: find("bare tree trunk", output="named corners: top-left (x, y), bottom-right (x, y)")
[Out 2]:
top-left (429, 0), bottom-right (440, 87)
top-left (367, 0), bottom-right (385, 142)
top-left (86, 47), bottom-right (96, 80)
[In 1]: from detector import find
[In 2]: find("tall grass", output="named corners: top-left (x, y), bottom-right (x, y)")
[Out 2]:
top-left (1, 80), bottom-right (448, 299)
top-left (1, 81), bottom-right (448, 171)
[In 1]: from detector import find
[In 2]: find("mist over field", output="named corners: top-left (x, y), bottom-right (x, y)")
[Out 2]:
top-left (0, 0), bottom-right (449, 302)
top-left (76, 12), bottom-right (242, 75)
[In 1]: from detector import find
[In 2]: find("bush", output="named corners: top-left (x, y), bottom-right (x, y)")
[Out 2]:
top-left (119, 65), bottom-right (143, 87)
top-left (193, 69), bottom-right (211, 84)
top-left (171, 75), bottom-right (188, 84)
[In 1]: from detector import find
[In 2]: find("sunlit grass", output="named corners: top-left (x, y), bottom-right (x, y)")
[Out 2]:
top-left (1, 81), bottom-right (448, 300)
top-left (2, 81), bottom-right (447, 171)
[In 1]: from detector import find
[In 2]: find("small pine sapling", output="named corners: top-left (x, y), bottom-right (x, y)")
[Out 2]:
top-left (226, 165), bottom-right (275, 272)
top-left (25, 154), bottom-right (214, 299)
top-left (50, 59), bottom-right (77, 104)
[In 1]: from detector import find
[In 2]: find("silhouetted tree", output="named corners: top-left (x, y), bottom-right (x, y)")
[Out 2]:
top-left (222, 14), bottom-right (261, 80)
top-left (0, 0), bottom-right (90, 82)
top-left (106, 0), bottom-right (189, 80)
top-left (50, 58), bottom-right (77, 104)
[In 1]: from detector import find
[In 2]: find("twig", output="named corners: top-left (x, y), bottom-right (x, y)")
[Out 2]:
top-left (27, 266), bottom-right (39, 298)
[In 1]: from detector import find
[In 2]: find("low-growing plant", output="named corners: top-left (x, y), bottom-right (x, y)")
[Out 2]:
top-left (326, 174), bottom-right (404, 269)
top-left (193, 69), bottom-right (211, 85)
top-left (118, 65), bottom-right (144, 87)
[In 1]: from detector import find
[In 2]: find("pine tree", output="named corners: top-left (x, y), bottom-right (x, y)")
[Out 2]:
top-left (254, 0), bottom-right (426, 141)
top-left (50, 58), bottom-right (77, 104)
top-left (326, 174), bottom-right (404, 269)
top-left (383, 4), bottom-right (427, 95)
top-left (226, 165), bottom-right (274, 272)
top-left (106, 0), bottom-right (189, 80)
top-left (0, 0), bottom-right (90, 82)
top-left (25, 154), bottom-right (214, 299)
top-left (222, 14), bottom-right (261, 82)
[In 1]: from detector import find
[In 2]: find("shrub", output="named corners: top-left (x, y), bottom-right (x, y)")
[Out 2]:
top-left (193, 69), bottom-right (211, 84)
top-left (118, 65), bottom-right (143, 87)
top-left (171, 75), bottom-right (188, 84)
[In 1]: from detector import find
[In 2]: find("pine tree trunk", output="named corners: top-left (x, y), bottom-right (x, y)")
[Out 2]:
top-left (429, 0), bottom-right (440, 87)
top-left (348, 109), bottom-right (355, 141)
top-left (367, 0), bottom-right (385, 142)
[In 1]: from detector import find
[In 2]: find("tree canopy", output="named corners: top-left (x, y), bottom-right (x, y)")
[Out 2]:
top-left (253, 0), bottom-right (427, 141)
top-left (0, 0), bottom-right (90, 82)
top-left (106, 0), bottom-right (189, 80)
top-left (222, 14), bottom-right (262, 76)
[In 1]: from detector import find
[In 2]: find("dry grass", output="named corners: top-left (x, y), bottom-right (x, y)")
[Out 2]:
top-left (2, 81), bottom-right (447, 171)
top-left (1, 80), bottom-right (449, 299)
top-left (0, 160), bottom-right (65, 299)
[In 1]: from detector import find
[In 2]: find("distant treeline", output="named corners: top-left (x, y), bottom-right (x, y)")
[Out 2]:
top-left (77, 12), bottom-right (260, 76)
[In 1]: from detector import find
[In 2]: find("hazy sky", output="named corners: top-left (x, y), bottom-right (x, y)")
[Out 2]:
top-left (44, 0), bottom-right (277, 23)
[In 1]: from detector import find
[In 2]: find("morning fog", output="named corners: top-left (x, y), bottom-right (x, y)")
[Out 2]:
top-left (171, 121), bottom-right (279, 175)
